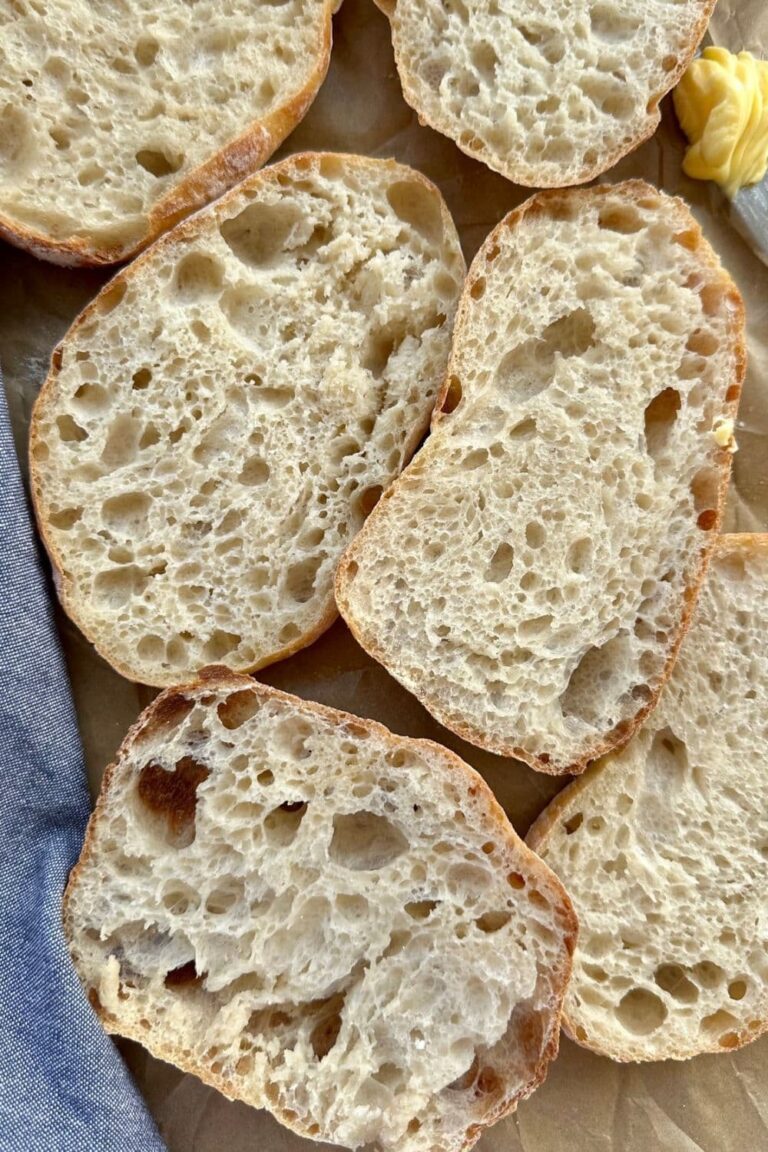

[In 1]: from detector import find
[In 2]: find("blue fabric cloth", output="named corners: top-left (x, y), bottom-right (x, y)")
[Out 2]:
top-left (0, 382), bottom-right (166, 1152)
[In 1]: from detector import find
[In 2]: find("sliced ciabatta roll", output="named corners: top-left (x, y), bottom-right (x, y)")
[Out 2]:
top-left (30, 152), bottom-right (465, 687)
top-left (0, 0), bottom-right (336, 264)
top-left (528, 536), bottom-right (768, 1061)
top-left (378, 0), bottom-right (715, 187)
top-left (64, 669), bottom-right (577, 1152)
top-left (336, 181), bottom-right (745, 775)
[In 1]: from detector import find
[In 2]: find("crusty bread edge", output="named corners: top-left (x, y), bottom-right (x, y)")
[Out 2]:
top-left (379, 0), bottom-right (716, 188)
top-left (28, 151), bottom-right (466, 687)
top-left (0, 4), bottom-right (336, 268)
top-left (526, 533), bottom-right (768, 1062)
top-left (62, 666), bottom-right (578, 1151)
top-left (335, 179), bottom-right (747, 776)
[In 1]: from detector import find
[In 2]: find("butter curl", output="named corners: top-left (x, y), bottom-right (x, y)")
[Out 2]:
top-left (673, 47), bottom-right (768, 200)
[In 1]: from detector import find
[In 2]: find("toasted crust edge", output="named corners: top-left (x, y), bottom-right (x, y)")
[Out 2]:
top-left (28, 151), bottom-right (466, 687)
top-left (335, 179), bottom-right (747, 776)
top-left (63, 666), bottom-right (578, 1151)
top-left (0, 5), bottom-right (335, 268)
top-left (380, 0), bottom-right (716, 188)
top-left (526, 534), bottom-right (768, 1062)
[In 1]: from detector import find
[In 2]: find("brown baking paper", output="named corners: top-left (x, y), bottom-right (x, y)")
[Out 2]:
top-left (1, 0), bottom-right (767, 1148)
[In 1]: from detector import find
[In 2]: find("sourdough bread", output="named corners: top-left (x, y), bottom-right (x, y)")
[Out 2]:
top-left (64, 669), bottom-right (577, 1151)
top-left (336, 181), bottom-right (746, 775)
top-left (380, 0), bottom-right (715, 187)
top-left (30, 152), bottom-right (465, 687)
top-left (0, 0), bottom-right (336, 265)
top-left (528, 536), bottom-right (768, 1061)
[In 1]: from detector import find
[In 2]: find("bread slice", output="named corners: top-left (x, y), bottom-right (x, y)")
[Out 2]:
top-left (336, 181), bottom-right (746, 776)
top-left (379, 0), bottom-right (715, 187)
top-left (29, 152), bottom-right (465, 688)
top-left (0, 1), bottom-right (336, 265)
top-left (527, 535), bottom-right (768, 1061)
top-left (64, 668), bottom-right (577, 1151)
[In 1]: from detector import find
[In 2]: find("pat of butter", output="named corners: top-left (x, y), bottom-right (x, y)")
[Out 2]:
top-left (674, 47), bottom-right (768, 200)
top-left (713, 417), bottom-right (738, 453)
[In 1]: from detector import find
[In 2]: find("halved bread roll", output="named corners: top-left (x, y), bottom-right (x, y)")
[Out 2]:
top-left (528, 536), bottom-right (768, 1061)
top-left (30, 152), bottom-right (465, 686)
top-left (64, 669), bottom-right (577, 1151)
top-left (336, 180), bottom-right (745, 775)
top-left (0, 0), bottom-right (337, 264)
top-left (378, 0), bottom-right (715, 187)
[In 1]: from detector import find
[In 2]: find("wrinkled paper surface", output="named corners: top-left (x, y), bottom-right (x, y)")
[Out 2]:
top-left (1, 0), bottom-right (767, 1148)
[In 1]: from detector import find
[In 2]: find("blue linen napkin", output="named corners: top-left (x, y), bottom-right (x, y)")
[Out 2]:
top-left (0, 381), bottom-right (166, 1152)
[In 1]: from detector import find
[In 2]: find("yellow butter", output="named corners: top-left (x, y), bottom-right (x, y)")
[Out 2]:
top-left (673, 47), bottom-right (768, 199)
top-left (713, 417), bottom-right (738, 453)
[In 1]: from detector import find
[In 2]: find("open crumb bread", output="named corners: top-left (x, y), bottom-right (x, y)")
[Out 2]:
top-left (378, 0), bottom-right (715, 188)
top-left (336, 180), bottom-right (746, 775)
top-left (529, 536), bottom-right (768, 1060)
top-left (30, 152), bottom-right (465, 686)
top-left (64, 668), bottom-right (577, 1151)
top-left (0, 0), bottom-right (338, 265)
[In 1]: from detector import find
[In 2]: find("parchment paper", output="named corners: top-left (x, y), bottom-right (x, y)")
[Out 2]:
top-left (1, 1), bottom-right (767, 1148)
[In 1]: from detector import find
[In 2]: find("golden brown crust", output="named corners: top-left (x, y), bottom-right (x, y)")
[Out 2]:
top-left (64, 668), bottom-right (577, 1149)
top-left (0, 6), bottom-right (335, 267)
top-left (29, 152), bottom-right (464, 687)
top-left (383, 1), bottom-right (717, 188)
top-left (336, 179), bottom-right (747, 776)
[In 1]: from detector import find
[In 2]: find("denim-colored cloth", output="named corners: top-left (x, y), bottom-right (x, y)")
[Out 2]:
top-left (0, 383), bottom-right (166, 1152)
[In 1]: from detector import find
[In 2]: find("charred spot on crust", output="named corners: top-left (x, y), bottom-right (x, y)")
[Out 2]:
top-left (137, 756), bottom-right (210, 846)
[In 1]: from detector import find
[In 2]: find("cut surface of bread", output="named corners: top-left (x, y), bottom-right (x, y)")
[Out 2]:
top-left (381, 0), bottom-right (715, 187)
top-left (0, 0), bottom-right (336, 265)
top-left (64, 669), bottom-right (577, 1152)
top-left (528, 536), bottom-right (768, 1061)
top-left (336, 181), bottom-right (746, 776)
top-left (30, 152), bottom-right (465, 687)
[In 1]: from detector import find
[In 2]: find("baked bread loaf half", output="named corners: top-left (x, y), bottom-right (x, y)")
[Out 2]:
top-left (0, 0), bottom-right (337, 265)
top-left (336, 181), bottom-right (746, 776)
top-left (64, 668), bottom-right (577, 1151)
top-left (30, 152), bottom-right (465, 687)
top-left (378, 0), bottom-right (715, 187)
top-left (528, 535), bottom-right (768, 1061)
